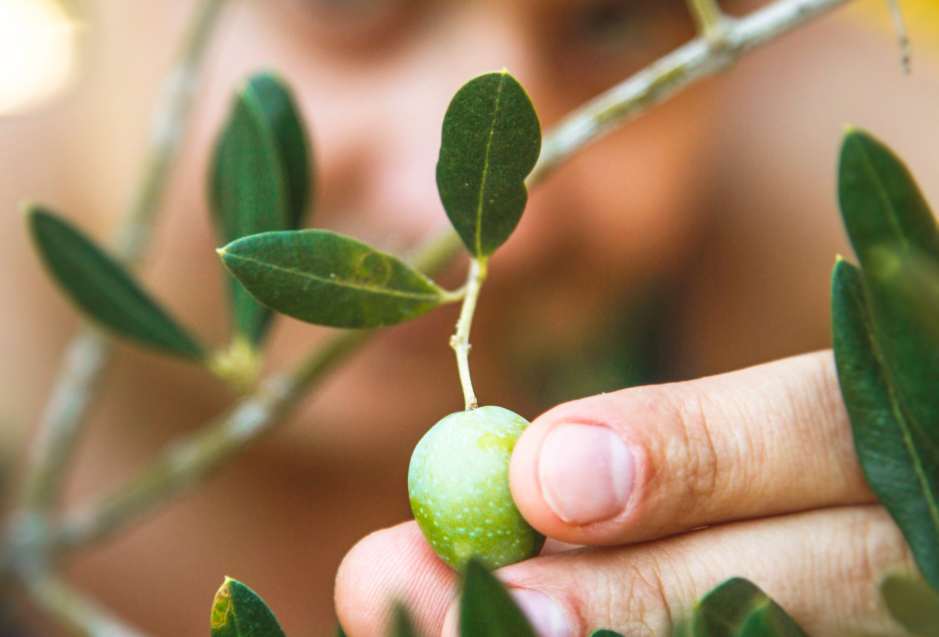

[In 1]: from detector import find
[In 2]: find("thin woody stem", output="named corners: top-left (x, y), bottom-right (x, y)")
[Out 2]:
top-left (26, 574), bottom-right (148, 637)
top-left (13, 0), bottom-right (234, 522)
top-left (885, 0), bottom-right (911, 73)
top-left (34, 0), bottom-right (861, 565)
top-left (450, 259), bottom-right (488, 411)
top-left (685, 0), bottom-right (729, 41)
top-left (529, 0), bottom-right (856, 185)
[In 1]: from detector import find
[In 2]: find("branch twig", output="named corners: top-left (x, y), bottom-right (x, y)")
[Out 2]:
top-left (43, 0), bottom-right (858, 562)
top-left (685, 0), bottom-right (730, 42)
top-left (529, 0), bottom-right (855, 185)
top-left (27, 574), bottom-right (147, 637)
top-left (885, 0), bottom-right (911, 73)
top-left (14, 0), bottom-right (234, 523)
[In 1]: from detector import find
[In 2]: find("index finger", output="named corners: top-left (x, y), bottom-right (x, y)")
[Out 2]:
top-left (509, 350), bottom-right (875, 546)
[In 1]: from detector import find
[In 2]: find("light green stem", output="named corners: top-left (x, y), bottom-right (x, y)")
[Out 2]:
top-left (451, 259), bottom-right (488, 411)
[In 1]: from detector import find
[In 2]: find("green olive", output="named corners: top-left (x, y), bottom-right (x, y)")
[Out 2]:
top-left (408, 406), bottom-right (546, 571)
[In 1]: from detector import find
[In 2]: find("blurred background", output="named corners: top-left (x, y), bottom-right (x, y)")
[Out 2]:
top-left (1, 0), bottom-right (939, 635)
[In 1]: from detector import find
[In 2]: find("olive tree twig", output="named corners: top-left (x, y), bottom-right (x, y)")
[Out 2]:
top-left (684, 0), bottom-right (730, 41)
top-left (885, 0), bottom-right (911, 73)
top-left (12, 0), bottom-right (234, 531)
top-left (26, 574), bottom-right (147, 637)
top-left (529, 0), bottom-right (856, 184)
top-left (46, 0), bottom-right (859, 562)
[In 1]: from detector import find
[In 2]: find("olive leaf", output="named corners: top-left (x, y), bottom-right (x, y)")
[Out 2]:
top-left (881, 571), bottom-right (939, 635)
top-left (27, 206), bottom-right (205, 360)
top-left (219, 230), bottom-right (455, 329)
top-left (834, 128), bottom-right (939, 591)
top-left (832, 258), bottom-right (939, 591)
top-left (335, 623), bottom-right (348, 637)
top-left (211, 578), bottom-right (286, 637)
top-left (212, 71), bottom-right (312, 344)
top-left (437, 70), bottom-right (541, 259)
top-left (589, 631), bottom-right (625, 637)
top-left (461, 558), bottom-right (537, 637)
top-left (690, 578), bottom-right (808, 637)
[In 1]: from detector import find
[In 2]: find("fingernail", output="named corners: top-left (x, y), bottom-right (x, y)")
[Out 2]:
top-left (510, 589), bottom-right (570, 637)
top-left (538, 424), bottom-right (635, 525)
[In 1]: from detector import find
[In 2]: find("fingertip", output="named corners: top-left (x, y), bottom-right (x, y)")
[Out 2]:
top-left (335, 522), bottom-right (457, 637)
top-left (512, 395), bottom-right (641, 544)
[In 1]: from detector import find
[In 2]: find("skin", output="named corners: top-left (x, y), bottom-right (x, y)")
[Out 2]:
top-left (2, 1), bottom-right (939, 636)
top-left (335, 352), bottom-right (911, 637)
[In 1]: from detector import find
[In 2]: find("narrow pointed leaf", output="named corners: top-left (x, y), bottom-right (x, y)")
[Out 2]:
top-left (881, 572), bottom-right (939, 635)
top-left (219, 230), bottom-right (452, 328)
top-left (243, 72), bottom-right (312, 228)
top-left (839, 128), bottom-right (939, 264)
top-left (28, 207), bottom-right (204, 359)
top-left (437, 71), bottom-right (541, 258)
top-left (212, 72), bottom-right (312, 344)
top-left (589, 631), bottom-right (625, 637)
top-left (691, 578), bottom-right (807, 637)
top-left (461, 559), bottom-right (537, 637)
top-left (336, 623), bottom-right (348, 637)
top-left (211, 578), bottom-right (286, 637)
top-left (832, 259), bottom-right (939, 591)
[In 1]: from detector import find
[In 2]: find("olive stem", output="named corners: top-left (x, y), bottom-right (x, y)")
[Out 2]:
top-left (684, 0), bottom-right (729, 43)
top-left (451, 258), bottom-right (488, 411)
top-left (885, 0), bottom-right (911, 73)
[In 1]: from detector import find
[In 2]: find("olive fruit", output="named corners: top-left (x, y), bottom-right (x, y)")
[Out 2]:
top-left (408, 405), bottom-right (546, 571)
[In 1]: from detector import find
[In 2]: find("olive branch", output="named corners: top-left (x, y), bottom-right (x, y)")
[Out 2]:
top-left (3, 0), bottom-right (906, 635)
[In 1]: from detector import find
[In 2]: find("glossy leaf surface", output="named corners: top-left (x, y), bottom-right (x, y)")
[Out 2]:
top-left (836, 129), bottom-right (939, 590)
top-left (461, 559), bottom-right (536, 637)
top-left (589, 631), bottom-right (625, 637)
top-left (437, 71), bottom-right (541, 258)
top-left (28, 207), bottom-right (204, 359)
top-left (210, 578), bottom-right (286, 637)
top-left (691, 578), bottom-right (807, 637)
top-left (212, 72), bottom-right (311, 344)
top-left (220, 230), bottom-right (451, 328)
top-left (833, 258), bottom-right (939, 590)
top-left (881, 572), bottom-right (939, 635)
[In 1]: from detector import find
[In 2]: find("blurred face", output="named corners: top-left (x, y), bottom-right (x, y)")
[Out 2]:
top-left (55, 1), bottom-right (725, 634)
top-left (166, 0), bottom-right (715, 460)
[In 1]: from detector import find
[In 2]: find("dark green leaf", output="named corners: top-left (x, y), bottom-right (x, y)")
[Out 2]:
top-left (839, 128), bottom-right (939, 264)
top-left (335, 623), bottom-right (348, 637)
top-left (219, 230), bottom-right (453, 328)
top-left (391, 605), bottom-right (418, 637)
top-left (210, 578), bottom-right (286, 637)
top-left (437, 70), bottom-right (541, 258)
top-left (27, 206), bottom-right (204, 359)
top-left (589, 631), bottom-right (625, 637)
top-left (881, 571), bottom-right (939, 635)
top-left (212, 72), bottom-right (312, 344)
top-left (832, 258), bottom-right (939, 591)
top-left (461, 559), bottom-right (537, 637)
top-left (691, 578), bottom-right (807, 637)
top-left (243, 72), bottom-right (312, 229)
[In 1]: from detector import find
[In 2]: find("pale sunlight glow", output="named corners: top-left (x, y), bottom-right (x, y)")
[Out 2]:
top-left (0, 0), bottom-right (79, 115)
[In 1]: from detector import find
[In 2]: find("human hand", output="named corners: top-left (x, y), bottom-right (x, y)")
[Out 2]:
top-left (334, 351), bottom-right (914, 637)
